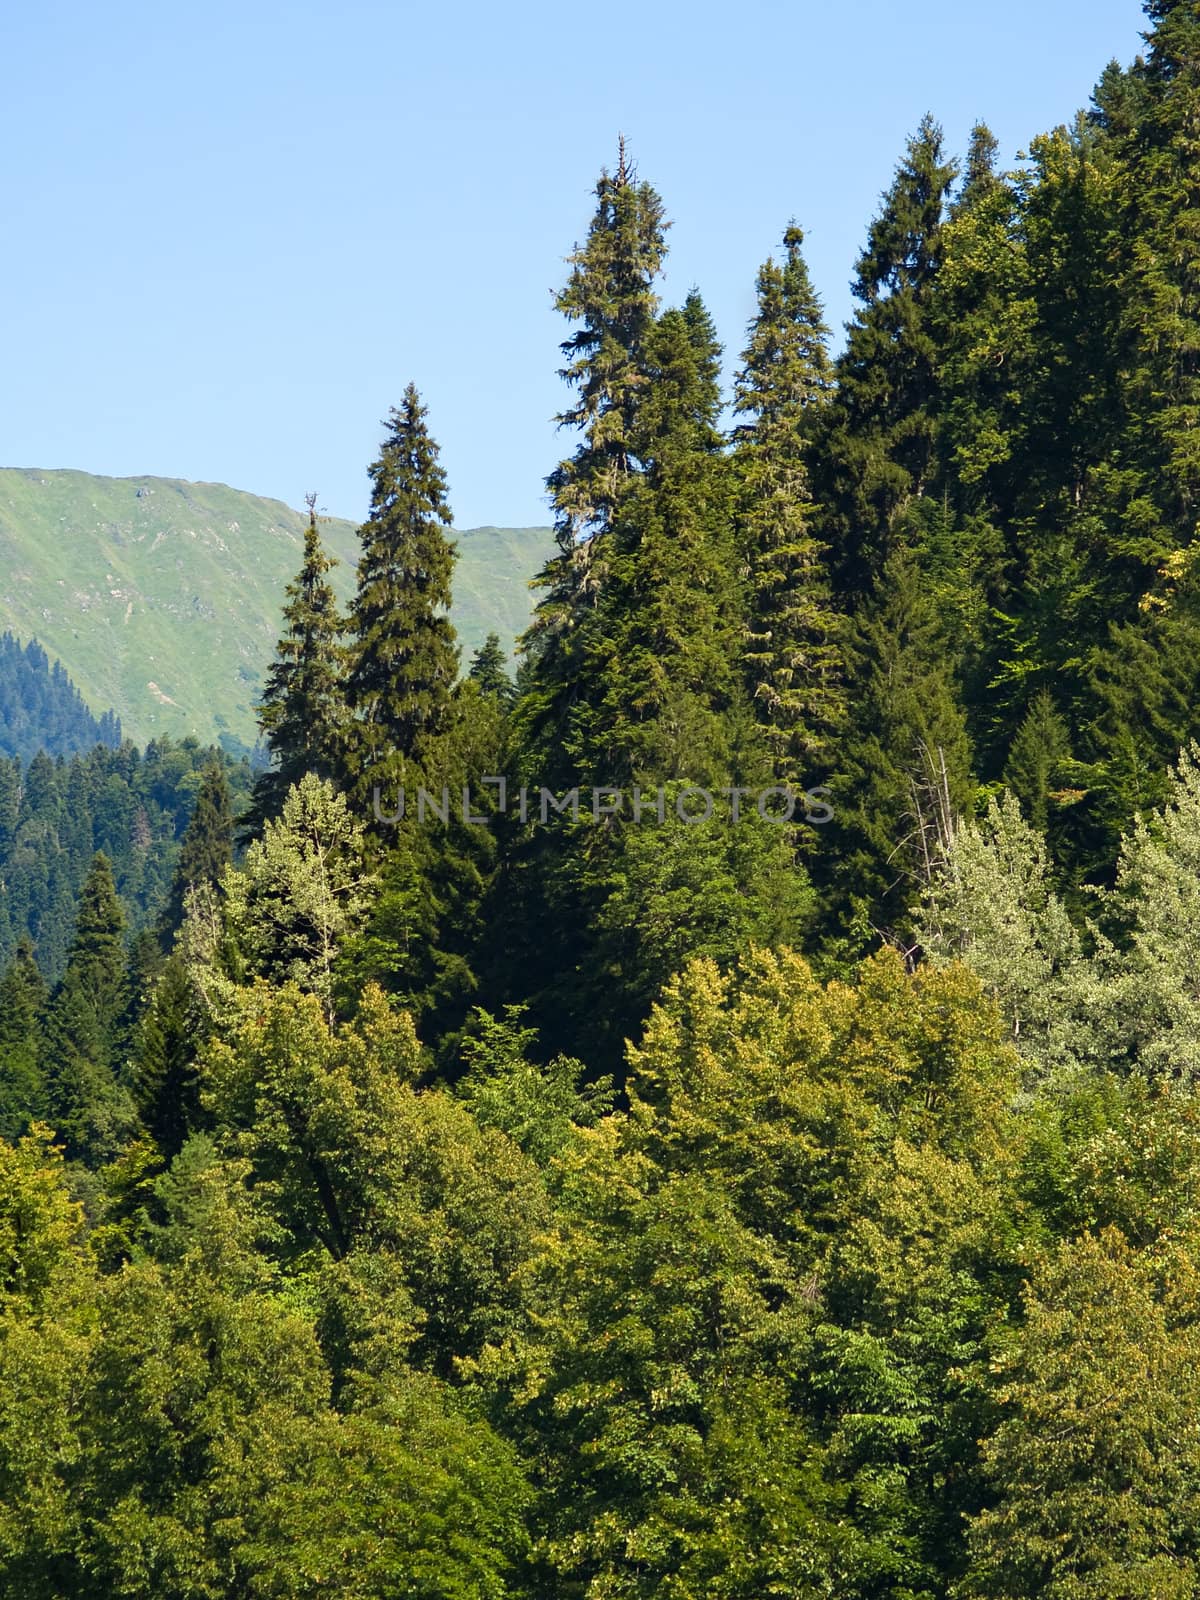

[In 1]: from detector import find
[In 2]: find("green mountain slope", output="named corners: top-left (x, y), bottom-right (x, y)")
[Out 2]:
top-left (0, 469), bottom-right (552, 751)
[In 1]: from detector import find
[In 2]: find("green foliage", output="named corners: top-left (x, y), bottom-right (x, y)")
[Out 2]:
top-left (343, 385), bottom-right (459, 798)
top-left (158, 759), bottom-right (233, 943)
top-left (456, 1004), bottom-right (610, 1165)
top-left (733, 225), bottom-right (843, 772)
top-left (815, 115), bottom-right (958, 596)
top-left (41, 854), bottom-right (137, 1166)
top-left (0, 939), bottom-right (48, 1138)
top-left (219, 774), bottom-right (371, 1024)
top-left (821, 546), bottom-right (973, 957)
top-left (246, 500), bottom-right (346, 833)
top-left (468, 631), bottom-right (516, 707)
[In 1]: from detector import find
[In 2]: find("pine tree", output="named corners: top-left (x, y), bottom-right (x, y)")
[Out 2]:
top-left (246, 494), bottom-right (345, 833)
top-left (159, 760), bottom-right (233, 942)
top-left (813, 115), bottom-right (958, 596)
top-left (467, 633), bottom-right (515, 706)
top-left (343, 386), bottom-right (459, 802)
top-left (0, 938), bottom-right (48, 1138)
top-left (733, 224), bottom-right (842, 773)
top-left (41, 853), bottom-right (134, 1164)
top-left (820, 546), bottom-right (973, 957)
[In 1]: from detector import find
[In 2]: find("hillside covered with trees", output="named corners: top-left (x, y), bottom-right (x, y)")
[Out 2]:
top-left (6, 4), bottom-right (1200, 1594)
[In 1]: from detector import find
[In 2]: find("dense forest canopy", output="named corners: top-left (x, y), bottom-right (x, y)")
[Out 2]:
top-left (8, 6), bottom-right (1200, 1594)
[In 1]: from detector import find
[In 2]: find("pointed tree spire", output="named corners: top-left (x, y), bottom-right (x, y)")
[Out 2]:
top-left (468, 633), bottom-right (516, 706)
top-left (545, 140), bottom-right (669, 552)
top-left (245, 493), bottom-right (345, 834)
top-left (733, 223), bottom-right (843, 772)
top-left (343, 385), bottom-right (459, 796)
top-left (814, 115), bottom-right (958, 595)
top-left (160, 760), bottom-right (233, 943)
top-left (41, 853), bottom-right (134, 1164)
top-left (957, 121), bottom-right (1001, 211)
top-left (518, 142), bottom-right (670, 772)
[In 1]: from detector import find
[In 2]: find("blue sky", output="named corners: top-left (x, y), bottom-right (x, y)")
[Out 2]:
top-left (2, 0), bottom-right (1147, 529)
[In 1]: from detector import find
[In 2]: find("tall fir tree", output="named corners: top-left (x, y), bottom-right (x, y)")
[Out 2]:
top-left (0, 937), bottom-right (48, 1138)
top-left (733, 224), bottom-right (843, 774)
top-left (41, 853), bottom-right (134, 1164)
top-left (246, 494), bottom-right (345, 834)
top-left (819, 546), bottom-right (973, 959)
top-left (159, 760), bottom-right (233, 943)
top-left (574, 291), bottom-right (742, 787)
top-left (1116, 0), bottom-right (1200, 532)
top-left (1004, 688), bottom-right (1074, 834)
top-left (343, 386), bottom-right (459, 803)
top-left (133, 956), bottom-right (202, 1161)
top-left (517, 141), bottom-right (669, 781)
top-left (813, 115), bottom-right (958, 597)
top-left (468, 633), bottom-right (516, 707)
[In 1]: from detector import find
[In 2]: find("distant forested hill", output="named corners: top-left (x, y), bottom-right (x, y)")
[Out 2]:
top-left (0, 468), bottom-right (551, 753)
top-left (0, 632), bottom-right (121, 761)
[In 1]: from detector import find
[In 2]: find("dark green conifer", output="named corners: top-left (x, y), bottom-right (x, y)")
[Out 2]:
top-left (0, 938), bottom-right (48, 1138)
top-left (134, 956), bottom-right (201, 1160)
top-left (820, 547), bottom-right (973, 956)
top-left (814, 116), bottom-right (958, 596)
top-left (41, 853), bottom-right (134, 1163)
top-left (546, 136), bottom-right (669, 552)
top-left (468, 634), bottom-right (516, 707)
top-left (1113, 0), bottom-right (1200, 536)
top-left (1005, 690), bottom-right (1073, 833)
top-left (246, 494), bottom-right (345, 833)
top-left (518, 141), bottom-right (669, 778)
top-left (578, 293), bottom-right (740, 786)
top-left (160, 761), bottom-right (233, 942)
top-left (344, 386), bottom-right (459, 800)
top-left (733, 224), bottom-right (842, 773)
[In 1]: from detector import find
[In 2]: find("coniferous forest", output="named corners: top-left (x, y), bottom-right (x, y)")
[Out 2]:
top-left (11, 7), bottom-right (1200, 1594)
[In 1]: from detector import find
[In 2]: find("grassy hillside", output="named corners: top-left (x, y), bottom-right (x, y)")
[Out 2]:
top-left (0, 469), bottom-right (551, 751)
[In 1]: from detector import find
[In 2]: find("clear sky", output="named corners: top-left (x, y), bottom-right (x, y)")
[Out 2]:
top-left (2, 0), bottom-right (1148, 530)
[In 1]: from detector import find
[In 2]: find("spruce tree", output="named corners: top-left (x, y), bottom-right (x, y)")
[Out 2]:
top-left (160, 760), bottom-right (233, 942)
top-left (813, 116), bottom-right (958, 596)
top-left (1117, 0), bottom-right (1200, 528)
top-left (134, 956), bottom-right (201, 1160)
top-left (468, 633), bottom-right (516, 706)
top-left (41, 853), bottom-right (134, 1164)
top-left (546, 135), bottom-right (668, 552)
top-left (517, 141), bottom-right (669, 778)
top-left (733, 224), bottom-right (842, 773)
top-left (0, 938), bottom-right (48, 1138)
top-left (1004, 689), bottom-right (1073, 833)
top-left (819, 546), bottom-right (973, 957)
top-left (343, 386), bottom-right (459, 801)
top-left (246, 494), bottom-right (345, 833)
top-left (577, 293), bottom-right (741, 786)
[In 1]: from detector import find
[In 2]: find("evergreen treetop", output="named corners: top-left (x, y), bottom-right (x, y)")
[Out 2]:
top-left (247, 494), bottom-right (345, 833)
top-left (734, 225), bottom-right (843, 770)
top-left (345, 386), bottom-right (459, 792)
